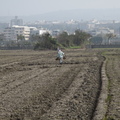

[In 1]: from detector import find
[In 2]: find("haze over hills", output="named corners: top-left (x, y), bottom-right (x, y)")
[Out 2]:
top-left (0, 8), bottom-right (120, 23)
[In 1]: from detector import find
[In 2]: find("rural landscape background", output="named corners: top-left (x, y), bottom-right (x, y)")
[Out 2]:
top-left (0, 0), bottom-right (120, 120)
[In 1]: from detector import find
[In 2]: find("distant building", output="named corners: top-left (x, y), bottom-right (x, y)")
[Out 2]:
top-left (4, 27), bottom-right (15, 40)
top-left (52, 30), bottom-right (60, 37)
top-left (38, 28), bottom-right (50, 35)
top-left (10, 16), bottom-right (23, 27)
top-left (0, 33), bottom-right (5, 41)
top-left (88, 27), bottom-right (114, 36)
top-left (98, 27), bottom-right (114, 35)
top-left (13, 25), bottom-right (30, 40)
top-left (4, 25), bottom-right (30, 41)
top-left (29, 27), bottom-right (39, 35)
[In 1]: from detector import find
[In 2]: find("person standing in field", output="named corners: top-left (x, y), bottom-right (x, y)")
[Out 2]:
top-left (57, 48), bottom-right (65, 64)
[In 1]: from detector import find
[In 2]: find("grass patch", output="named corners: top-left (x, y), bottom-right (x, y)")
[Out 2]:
top-left (69, 46), bottom-right (82, 49)
top-left (105, 94), bottom-right (112, 103)
top-left (103, 116), bottom-right (115, 120)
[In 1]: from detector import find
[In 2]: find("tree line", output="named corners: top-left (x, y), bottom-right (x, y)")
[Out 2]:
top-left (33, 30), bottom-right (92, 50)
top-left (0, 29), bottom-right (116, 50)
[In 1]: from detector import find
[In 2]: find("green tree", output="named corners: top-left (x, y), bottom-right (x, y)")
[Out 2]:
top-left (17, 34), bottom-right (25, 41)
top-left (34, 33), bottom-right (59, 50)
top-left (29, 34), bottom-right (41, 42)
top-left (73, 30), bottom-right (91, 46)
top-left (57, 31), bottom-right (70, 47)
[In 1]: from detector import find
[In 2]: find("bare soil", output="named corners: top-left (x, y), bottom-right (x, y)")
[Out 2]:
top-left (0, 49), bottom-right (119, 120)
top-left (105, 49), bottom-right (120, 120)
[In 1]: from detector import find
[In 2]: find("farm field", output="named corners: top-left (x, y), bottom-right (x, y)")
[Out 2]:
top-left (0, 49), bottom-right (119, 120)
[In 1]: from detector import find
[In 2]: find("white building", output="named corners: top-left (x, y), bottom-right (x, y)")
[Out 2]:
top-left (97, 27), bottom-right (114, 35)
top-left (4, 25), bottom-right (30, 41)
top-left (29, 27), bottom-right (39, 35)
top-left (4, 27), bottom-right (16, 40)
top-left (88, 27), bottom-right (114, 36)
top-left (38, 28), bottom-right (50, 35)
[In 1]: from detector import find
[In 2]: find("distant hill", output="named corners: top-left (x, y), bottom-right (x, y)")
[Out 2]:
top-left (30, 8), bottom-right (120, 21)
top-left (0, 8), bottom-right (120, 23)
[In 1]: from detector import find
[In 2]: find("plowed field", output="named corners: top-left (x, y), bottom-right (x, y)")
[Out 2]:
top-left (0, 49), bottom-right (119, 120)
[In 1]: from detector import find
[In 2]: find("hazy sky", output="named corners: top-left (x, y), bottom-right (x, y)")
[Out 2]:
top-left (0, 0), bottom-right (120, 16)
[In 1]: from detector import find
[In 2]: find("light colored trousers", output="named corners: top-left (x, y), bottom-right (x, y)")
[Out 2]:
top-left (59, 57), bottom-right (63, 64)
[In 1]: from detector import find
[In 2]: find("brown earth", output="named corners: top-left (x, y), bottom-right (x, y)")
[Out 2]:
top-left (0, 49), bottom-right (119, 120)
top-left (104, 50), bottom-right (120, 120)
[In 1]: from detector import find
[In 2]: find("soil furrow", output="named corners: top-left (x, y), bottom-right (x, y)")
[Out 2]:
top-left (8, 65), bottom-right (81, 120)
top-left (1, 49), bottom-right (117, 120)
